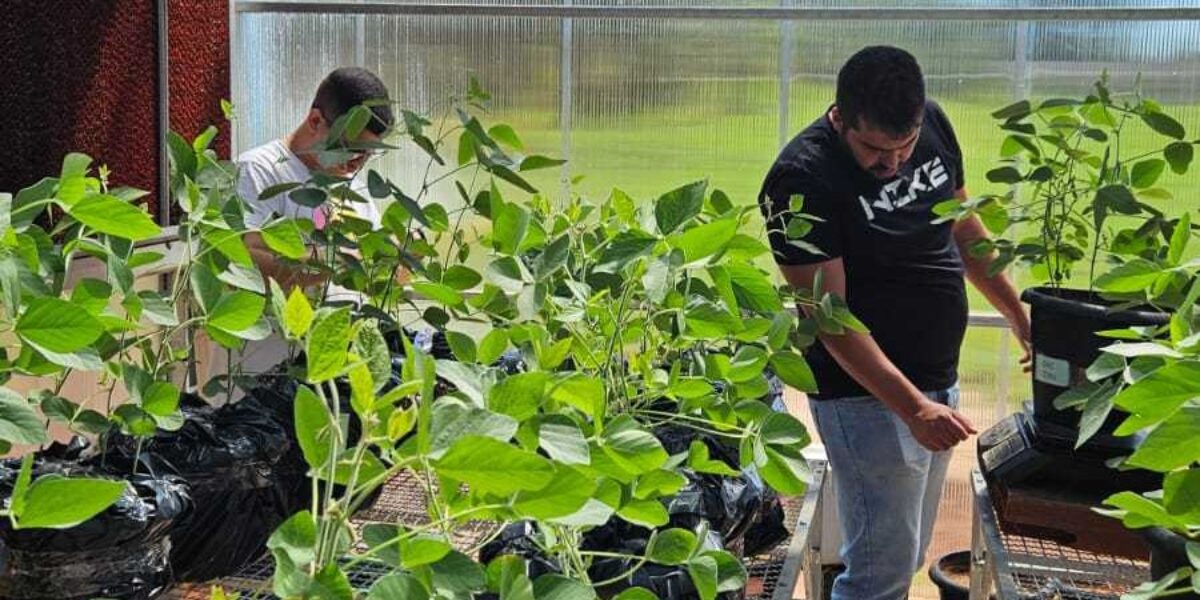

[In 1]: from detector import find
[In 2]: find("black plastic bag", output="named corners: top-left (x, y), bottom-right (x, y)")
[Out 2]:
top-left (98, 394), bottom-right (298, 582)
top-left (0, 458), bottom-right (189, 600)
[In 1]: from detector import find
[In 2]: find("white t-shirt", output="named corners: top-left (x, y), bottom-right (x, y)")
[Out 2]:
top-left (236, 138), bottom-right (383, 303)
top-left (237, 138), bottom-right (381, 228)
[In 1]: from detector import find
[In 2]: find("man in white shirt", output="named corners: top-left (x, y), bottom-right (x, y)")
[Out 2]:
top-left (238, 66), bottom-right (391, 291)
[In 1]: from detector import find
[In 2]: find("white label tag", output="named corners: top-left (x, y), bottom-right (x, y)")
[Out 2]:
top-left (1034, 353), bottom-right (1071, 387)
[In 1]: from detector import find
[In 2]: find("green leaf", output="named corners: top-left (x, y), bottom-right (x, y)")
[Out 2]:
top-left (520, 155), bottom-right (566, 172)
top-left (492, 194), bottom-right (530, 255)
top-left (985, 166), bottom-right (1023, 184)
top-left (428, 551), bottom-right (487, 595)
top-left (1162, 469), bottom-right (1200, 521)
top-left (1094, 259), bottom-right (1163, 293)
top-left (549, 375), bottom-right (604, 421)
top-left (688, 441), bottom-right (740, 477)
top-left (413, 282), bottom-right (464, 307)
top-left (294, 385), bottom-right (337, 470)
top-left (769, 351), bottom-right (817, 393)
top-left (1141, 111), bottom-right (1186, 140)
top-left (760, 444), bottom-right (809, 496)
top-left (488, 124), bottom-right (524, 150)
top-left (489, 372), bottom-right (549, 422)
top-left (14, 476), bottom-right (126, 529)
top-left (669, 218), bottom-right (737, 263)
top-left (267, 510), bottom-right (318, 567)
top-left (306, 307), bottom-right (352, 382)
top-left (600, 417), bottom-right (668, 475)
top-left (205, 292), bottom-right (264, 336)
top-left (1168, 212), bottom-right (1191, 266)
top-left (434, 435), bottom-right (554, 495)
top-left (1102, 491), bottom-right (1187, 530)
top-left (16, 297), bottom-right (103, 353)
top-left (534, 235), bottom-right (570, 280)
top-left (478, 328), bottom-right (510, 365)
top-left (613, 589), bottom-right (657, 600)
top-left (68, 194), bottom-right (161, 241)
top-left (284, 287), bottom-right (315, 338)
top-left (1112, 361), bottom-right (1200, 434)
top-left (618, 498), bottom-right (670, 528)
top-left (648, 529), bottom-right (697, 565)
top-left (513, 465), bottom-right (596, 519)
top-left (1165, 141), bottom-right (1194, 175)
top-left (142, 381), bottom-right (179, 417)
top-left (261, 219), bottom-right (307, 259)
top-left (726, 265), bottom-right (783, 313)
top-left (531, 575), bottom-right (595, 600)
top-left (633, 469), bottom-right (687, 500)
top-left (1126, 406), bottom-right (1200, 472)
top-left (688, 555), bottom-right (719, 600)
top-left (289, 187), bottom-right (327, 209)
top-left (428, 403), bottom-right (518, 457)
top-left (1076, 381), bottom-right (1119, 449)
top-left (400, 535), bottom-right (453, 569)
top-left (485, 257), bottom-right (527, 294)
top-left (443, 265), bottom-right (482, 290)
top-left (655, 180), bottom-right (707, 234)
top-left (0, 388), bottom-right (50, 445)
top-left (1130, 159), bottom-right (1166, 189)
top-left (991, 100), bottom-right (1031, 120)
top-left (594, 231), bottom-right (658, 273)
top-left (538, 418), bottom-right (590, 465)
top-left (369, 574), bottom-right (429, 600)
top-left (446, 331), bottom-right (477, 363)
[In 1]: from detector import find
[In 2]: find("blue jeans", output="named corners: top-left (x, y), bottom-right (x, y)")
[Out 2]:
top-left (810, 387), bottom-right (959, 600)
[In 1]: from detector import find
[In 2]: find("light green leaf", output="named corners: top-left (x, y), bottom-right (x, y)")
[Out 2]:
top-left (306, 308), bottom-right (352, 382)
top-left (549, 375), bottom-right (604, 420)
top-left (68, 194), bottom-right (161, 241)
top-left (16, 297), bottom-right (104, 353)
top-left (434, 435), bottom-right (554, 495)
top-left (669, 219), bottom-right (737, 263)
top-left (538, 418), bottom-right (590, 465)
top-left (0, 388), bottom-right (50, 445)
top-left (1126, 406), bottom-right (1200, 472)
top-left (207, 291), bottom-right (266, 333)
top-left (368, 573), bottom-right (429, 600)
top-left (647, 529), bottom-right (697, 566)
top-left (618, 498), bottom-right (670, 528)
top-left (513, 465), bottom-right (596, 519)
top-left (1094, 259), bottom-right (1163, 293)
top-left (688, 555), bottom-right (719, 600)
top-left (769, 351), bottom-right (817, 393)
top-left (294, 385), bottom-right (338, 470)
top-left (14, 476), bottom-right (126, 529)
top-left (489, 372), bottom-right (549, 422)
top-left (262, 219), bottom-right (307, 259)
top-left (531, 575), bottom-right (595, 600)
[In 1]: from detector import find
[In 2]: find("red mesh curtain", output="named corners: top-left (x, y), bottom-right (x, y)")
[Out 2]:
top-left (168, 0), bottom-right (231, 168)
top-left (0, 1), bottom-right (230, 224)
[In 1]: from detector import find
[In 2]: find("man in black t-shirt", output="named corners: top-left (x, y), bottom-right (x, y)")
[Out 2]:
top-left (759, 47), bottom-right (1031, 600)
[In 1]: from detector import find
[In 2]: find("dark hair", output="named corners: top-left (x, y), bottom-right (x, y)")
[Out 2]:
top-left (312, 67), bottom-right (394, 135)
top-left (836, 46), bottom-right (925, 137)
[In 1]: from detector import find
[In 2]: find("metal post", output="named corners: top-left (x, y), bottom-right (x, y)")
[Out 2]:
top-left (157, 0), bottom-right (171, 228)
top-left (778, 0), bottom-right (795, 149)
top-left (1013, 15), bottom-right (1032, 101)
top-left (559, 1), bottom-right (573, 201)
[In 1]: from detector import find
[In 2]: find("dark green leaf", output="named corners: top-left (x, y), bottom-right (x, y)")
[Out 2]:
top-left (648, 529), bottom-right (697, 566)
top-left (655, 181), bottom-right (707, 234)
top-left (1141, 111), bottom-right (1186, 140)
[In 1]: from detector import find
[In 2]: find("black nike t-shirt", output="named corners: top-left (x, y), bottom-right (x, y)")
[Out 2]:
top-left (759, 101), bottom-right (968, 399)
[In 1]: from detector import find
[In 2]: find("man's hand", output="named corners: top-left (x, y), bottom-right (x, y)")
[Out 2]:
top-left (902, 400), bottom-right (977, 452)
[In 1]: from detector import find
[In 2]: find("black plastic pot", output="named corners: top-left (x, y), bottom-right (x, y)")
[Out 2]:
top-left (1023, 287), bottom-right (1169, 434)
top-left (1142, 528), bottom-right (1200, 599)
top-left (928, 551), bottom-right (971, 600)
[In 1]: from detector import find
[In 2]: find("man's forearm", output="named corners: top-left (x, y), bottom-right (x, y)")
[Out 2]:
top-left (954, 216), bottom-right (1024, 321)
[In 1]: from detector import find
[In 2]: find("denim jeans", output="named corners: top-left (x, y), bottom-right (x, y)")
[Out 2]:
top-left (809, 386), bottom-right (959, 600)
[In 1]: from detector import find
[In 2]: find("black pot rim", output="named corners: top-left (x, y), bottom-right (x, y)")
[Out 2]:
top-left (928, 550), bottom-right (971, 592)
top-left (1022, 286), bottom-right (1170, 325)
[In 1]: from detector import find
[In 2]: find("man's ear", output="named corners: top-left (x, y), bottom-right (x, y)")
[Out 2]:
top-left (304, 108), bottom-right (325, 132)
top-left (829, 106), bottom-right (843, 134)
